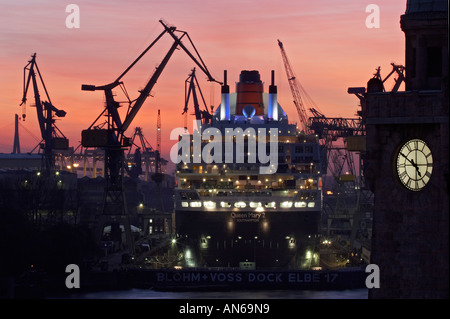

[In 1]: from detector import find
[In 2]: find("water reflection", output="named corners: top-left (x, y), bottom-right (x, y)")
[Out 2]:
top-left (58, 288), bottom-right (368, 299)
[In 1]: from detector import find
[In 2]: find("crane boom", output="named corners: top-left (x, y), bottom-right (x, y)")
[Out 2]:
top-left (82, 20), bottom-right (219, 146)
top-left (278, 40), bottom-right (311, 134)
top-left (121, 40), bottom-right (179, 133)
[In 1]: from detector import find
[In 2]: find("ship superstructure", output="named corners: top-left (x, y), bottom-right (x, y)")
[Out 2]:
top-left (174, 70), bottom-right (323, 269)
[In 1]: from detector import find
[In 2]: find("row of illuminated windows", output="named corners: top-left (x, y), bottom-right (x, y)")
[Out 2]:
top-left (180, 200), bottom-right (316, 209)
top-left (177, 143), bottom-right (318, 156)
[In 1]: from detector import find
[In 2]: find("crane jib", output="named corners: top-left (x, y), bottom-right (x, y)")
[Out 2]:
top-left (82, 20), bottom-right (220, 142)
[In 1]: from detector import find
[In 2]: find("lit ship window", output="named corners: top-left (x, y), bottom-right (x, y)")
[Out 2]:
top-left (220, 202), bottom-right (231, 208)
top-left (234, 201), bottom-right (246, 208)
top-left (203, 201), bottom-right (216, 209)
top-left (249, 201), bottom-right (262, 208)
top-left (308, 202), bottom-right (315, 208)
top-left (294, 201), bottom-right (307, 208)
top-left (264, 202), bottom-right (276, 208)
top-left (190, 201), bottom-right (202, 208)
top-left (280, 201), bottom-right (293, 208)
top-left (181, 202), bottom-right (189, 208)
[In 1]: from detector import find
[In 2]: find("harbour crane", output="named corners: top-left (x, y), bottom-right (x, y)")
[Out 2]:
top-left (152, 109), bottom-right (164, 185)
top-left (125, 143), bottom-right (143, 180)
top-left (369, 63), bottom-right (406, 93)
top-left (12, 114), bottom-right (21, 154)
top-left (151, 109), bottom-right (166, 213)
top-left (308, 108), bottom-right (364, 141)
top-left (80, 20), bottom-right (219, 254)
top-left (277, 40), bottom-right (368, 249)
top-left (277, 40), bottom-right (311, 134)
top-left (182, 67), bottom-right (212, 129)
top-left (126, 127), bottom-right (155, 181)
top-left (277, 39), bottom-right (406, 251)
top-left (20, 53), bottom-right (69, 172)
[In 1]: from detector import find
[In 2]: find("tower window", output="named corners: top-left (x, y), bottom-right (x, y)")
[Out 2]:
top-left (411, 48), bottom-right (416, 78)
top-left (427, 46), bottom-right (442, 77)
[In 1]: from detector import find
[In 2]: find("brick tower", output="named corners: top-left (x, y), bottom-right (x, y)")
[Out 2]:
top-left (364, 0), bottom-right (448, 298)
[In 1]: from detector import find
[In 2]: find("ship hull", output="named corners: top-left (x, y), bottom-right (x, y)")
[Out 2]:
top-left (175, 209), bottom-right (321, 269)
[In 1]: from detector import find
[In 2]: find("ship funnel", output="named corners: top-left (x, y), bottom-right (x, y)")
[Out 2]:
top-left (236, 70), bottom-right (264, 117)
top-left (220, 70), bottom-right (230, 121)
top-left (268, 70), bottom-right (278, 121)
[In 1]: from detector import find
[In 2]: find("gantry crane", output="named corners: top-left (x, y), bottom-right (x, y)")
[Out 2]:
top-left (308, 108), bottom-right (364, 141)
top-left (20, 53), bottom-right (69, 172)
top-left (80, 20), bottom-right (219, 255)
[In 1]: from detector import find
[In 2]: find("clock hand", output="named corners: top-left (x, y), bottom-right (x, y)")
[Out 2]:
top-left (400, 152), bottom-right (413, 164)
top-left (400, 153), bottom-right (422, 177)
top-left (410, 159), bottom-right (422, 177)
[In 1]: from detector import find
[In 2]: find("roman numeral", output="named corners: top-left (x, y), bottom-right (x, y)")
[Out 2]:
top-left (407, 179), bottom-right (413, 188)
top-left (399, 170), bottom-right (408, 179)
top-left (405, 143), bottom-right (412, 152)
top-left (417, 179), bottom-right (424, 188)
top-left (421, 143), bottom-right (426, 151)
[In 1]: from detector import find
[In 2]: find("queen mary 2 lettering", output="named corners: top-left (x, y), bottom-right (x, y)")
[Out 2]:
top-left (231, 212), bottom-right (265, 222)
top-left (173, 70), bottom-right (324, 269)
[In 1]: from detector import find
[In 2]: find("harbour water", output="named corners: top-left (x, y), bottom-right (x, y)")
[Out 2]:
top-left (54, 288), bottom-right (369, 299)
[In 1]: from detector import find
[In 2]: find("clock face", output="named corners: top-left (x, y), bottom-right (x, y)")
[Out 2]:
top-left (395, 139), bottom-right (433, 191)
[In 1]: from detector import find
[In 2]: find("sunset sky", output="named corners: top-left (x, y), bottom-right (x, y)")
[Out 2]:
top-left (0, 0), bottom-right (407, 170)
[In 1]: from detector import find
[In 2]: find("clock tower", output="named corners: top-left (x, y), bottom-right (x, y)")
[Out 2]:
top-left (364, 0), bottom-right (448, 298)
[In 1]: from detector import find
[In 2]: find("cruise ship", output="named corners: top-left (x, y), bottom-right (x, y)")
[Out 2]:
top-left (173, 70), bottom-right (323, 269)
